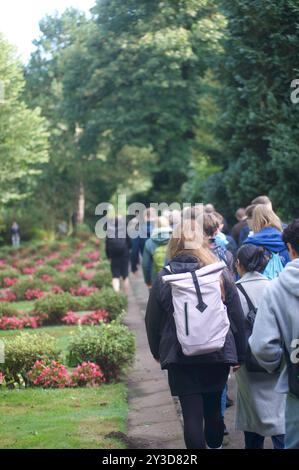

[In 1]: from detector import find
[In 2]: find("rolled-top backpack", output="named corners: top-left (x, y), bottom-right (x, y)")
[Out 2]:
top-left (162, 261), bottom-right (230, 356)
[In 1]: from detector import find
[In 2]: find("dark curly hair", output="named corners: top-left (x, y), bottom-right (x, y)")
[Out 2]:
top-left (282, 219), bottom-right (299, 255)
top-left (237, 244), bottom-right (268, 273)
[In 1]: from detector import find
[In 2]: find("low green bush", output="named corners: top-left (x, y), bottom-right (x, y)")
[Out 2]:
top-left (33, 292), bottom-right (76, 324)
top-left (0, 303), bottom-right (19, 317)
top-left (86, 288), bottom-right (127, 320)
top-left (35, 266), bottom-right (58, 278)
top-left (11, 278), bottom-right (45, 300)
top-left (0, 332), bottom-right (61, 383)
top-left (55, 274), bottom-right (81, 291)
top-left (0, 269), bottom-right (20, 287)
top-left (91, 270), bottom-right (112, 289)
top-left (67, 322), bottom-right (135, 381)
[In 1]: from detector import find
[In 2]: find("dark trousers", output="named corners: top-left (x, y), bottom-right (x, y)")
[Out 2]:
top-left (179, 392), bottom-right (224, 449)
top-left (244, 431), bottom-right (285, 449)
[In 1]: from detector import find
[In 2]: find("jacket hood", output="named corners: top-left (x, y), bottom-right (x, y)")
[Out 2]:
top-left (244, 227), bottom-right (287, 253)
top-left (279, 258), bottom-right (299, 297)
top-left (151, 226), bottom-right (172, 244)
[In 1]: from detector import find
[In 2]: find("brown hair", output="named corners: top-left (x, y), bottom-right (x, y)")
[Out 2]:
top-left (251, 195), bottom-right (272, 206)
top-left (252, 204), bottom-right (282, 233)
top-left (167, 220), bottom-right (217, 266)
top-left (203, 212), bottom-right (220, 238)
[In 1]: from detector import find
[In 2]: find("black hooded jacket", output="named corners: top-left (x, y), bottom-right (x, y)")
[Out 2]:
top-left (145, 254), bottom-right (246, 369)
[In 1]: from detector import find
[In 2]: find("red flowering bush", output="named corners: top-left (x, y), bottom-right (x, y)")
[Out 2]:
top-left (81, 310), bottom-right (109, 325)
top-left (83, 262), bottom-right (96, 269)
top-left (41, 274), bottom-right (53, 283)
top-left (71, 362), bottom-right (105, 387)
top-left (79, 271), bottom-right (95, 281)
top-left (23, 267), bottom-right (37, 275)
top-left (70, 286), bottom-right (98, 297)
top-left (0, 372), bottom-right (5, 386)
top-left (51, 285), bottom-right (64, 294)
top-left (0, 315), bottom-right (42, 330)
top-left (62, 311), bottom-right (80, 325)
top-left (27, 360), bottom-right (72, 388)
top-left (3, 277), bottom-right (18, 287)
top-left (55, 258), bottom-right (73, 272)
top-left (86, 251), bottom-right (100, 261)
top-left (0, 289), bottom-right (17, 302)
top-left (25, 289), bottom-right (45, 300)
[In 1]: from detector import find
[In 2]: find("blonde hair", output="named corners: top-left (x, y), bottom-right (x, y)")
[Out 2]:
top-left (252, 204), bottom-right (282, 233)
top-left (167, 220), bottom-right (217, 266)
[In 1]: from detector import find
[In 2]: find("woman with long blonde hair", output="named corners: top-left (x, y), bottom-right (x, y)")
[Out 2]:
top-left (145, 220), bottom-right (246, 449)
top-left (244, 205), bottom-right (289, 267)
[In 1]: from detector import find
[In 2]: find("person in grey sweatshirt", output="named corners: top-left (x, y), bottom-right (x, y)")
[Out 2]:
top-left (249, 219), bottom-right (299, 449)
top-left (235, 244), bottom-right (285, 449)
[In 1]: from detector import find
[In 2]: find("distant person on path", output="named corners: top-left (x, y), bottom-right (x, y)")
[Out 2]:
top-left (235, 244), bottom-right (286, 449)
top-left (249, 220), bottom-right (299, 449)
top-left (243, 205), bottom-right (290, 274)
top-left (142, 216), bottom-right (172, 289)
top-left (11, 221), bottom-right (20, 247)
top-left (145, 220), bottom-right (246, 449)
top-left (105, 216), bottom-right (131, 295)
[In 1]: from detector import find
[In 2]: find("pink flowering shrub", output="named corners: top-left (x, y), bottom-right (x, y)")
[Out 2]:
top-left (51, 285), bottom-right (64, 294)
top-left (79, 271), bottom-right (95, 281)
top-left (86, 251), bottom-right (100, 261)
top-left (27, 360), bottom-right (105, 388)
top-left (3, 277), bottom-right (18, 287)
top-left (83, 262), bottom-right (96, 269)
top-left (62, 310), bottom-right (108, 326)
top-left (23, 267), bottom-right (37, 275)
top-left (25, 288), bottom-right (45, 300)
top-left (0, 372), bottom-right (5, 386)
top-left (81, 310), bottom-right (109, 325)
top-left (41, 274), bottom-right (53, 283)
top-left (70, 286), bottom-right (98, 297)
top-left (62, 311), bottom-right (80, 325)
top-left (27, 360), bottom-right (72, 388)
top-left (0, 290), bottom-right (17, 302)
top-left (56, 258), bottom-right (73, 272)
top-left (71, 362), bottom-right (105, 387)
top-left (0, 315), bottom-right (42, 330)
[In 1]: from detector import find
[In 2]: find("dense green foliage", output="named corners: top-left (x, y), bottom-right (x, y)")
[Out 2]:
top-left (0, 0), bottom-right (298, 229)
top-left (68, 322), bottom-right (135, 381)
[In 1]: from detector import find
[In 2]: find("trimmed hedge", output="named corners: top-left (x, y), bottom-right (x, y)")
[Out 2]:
top-left (67, 322), bottom-right (135, 381)
top-left (0, 332), bottom-right (61, 383)
top-left (86, 288), bottom-right (127, 321)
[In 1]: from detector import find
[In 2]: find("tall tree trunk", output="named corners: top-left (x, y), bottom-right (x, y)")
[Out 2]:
top-left (77, 181), bottom-right (85, 225)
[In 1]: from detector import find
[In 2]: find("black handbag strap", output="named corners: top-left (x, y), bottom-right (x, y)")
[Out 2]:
top-left (236, 283), bottom-right (257, 312)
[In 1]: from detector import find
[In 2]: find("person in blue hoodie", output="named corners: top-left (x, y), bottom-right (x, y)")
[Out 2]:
top-left (243, 204), bottom-right (290, 267)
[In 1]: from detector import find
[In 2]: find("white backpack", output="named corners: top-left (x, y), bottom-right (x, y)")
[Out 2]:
top-left (162, 261), bottom-right (230, 356)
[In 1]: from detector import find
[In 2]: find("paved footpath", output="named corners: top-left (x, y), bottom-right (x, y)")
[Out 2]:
top-left (125, 273), bottom-right (273, 450)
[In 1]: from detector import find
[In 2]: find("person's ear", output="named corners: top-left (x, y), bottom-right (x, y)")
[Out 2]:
top-left (287, 242), bottom-right (298, 260)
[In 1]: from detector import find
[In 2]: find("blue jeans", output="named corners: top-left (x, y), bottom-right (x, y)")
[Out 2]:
top-left (244, 431), bottom-right (285, 449)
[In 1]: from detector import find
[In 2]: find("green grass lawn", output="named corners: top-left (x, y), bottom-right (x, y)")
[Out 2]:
top-left (0, 385), bottom-right (128, 449)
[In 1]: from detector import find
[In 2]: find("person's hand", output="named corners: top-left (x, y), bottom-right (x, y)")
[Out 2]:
top-left (233, 365), bottom-right (241, 372)
top-left (147, 283), bottom-right (152, 290)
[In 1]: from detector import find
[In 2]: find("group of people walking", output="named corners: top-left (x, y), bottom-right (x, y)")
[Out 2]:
top-left (105, 196), bottom-right (299, 449)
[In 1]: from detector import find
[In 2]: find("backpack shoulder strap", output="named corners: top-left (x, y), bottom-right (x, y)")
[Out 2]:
top-left (236, 283), bottom-right (256, 312)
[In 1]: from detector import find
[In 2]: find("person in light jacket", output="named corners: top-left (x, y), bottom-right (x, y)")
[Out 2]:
top-left (249, 220), bottom-right (299, 449)
top-left (235, 244), bottom-right (286, 449)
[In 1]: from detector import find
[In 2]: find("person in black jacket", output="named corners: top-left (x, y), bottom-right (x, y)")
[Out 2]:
top-left (105, 216), bottom-right (131, 295)
top-left (145, 220), bottom-right (246, 449)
